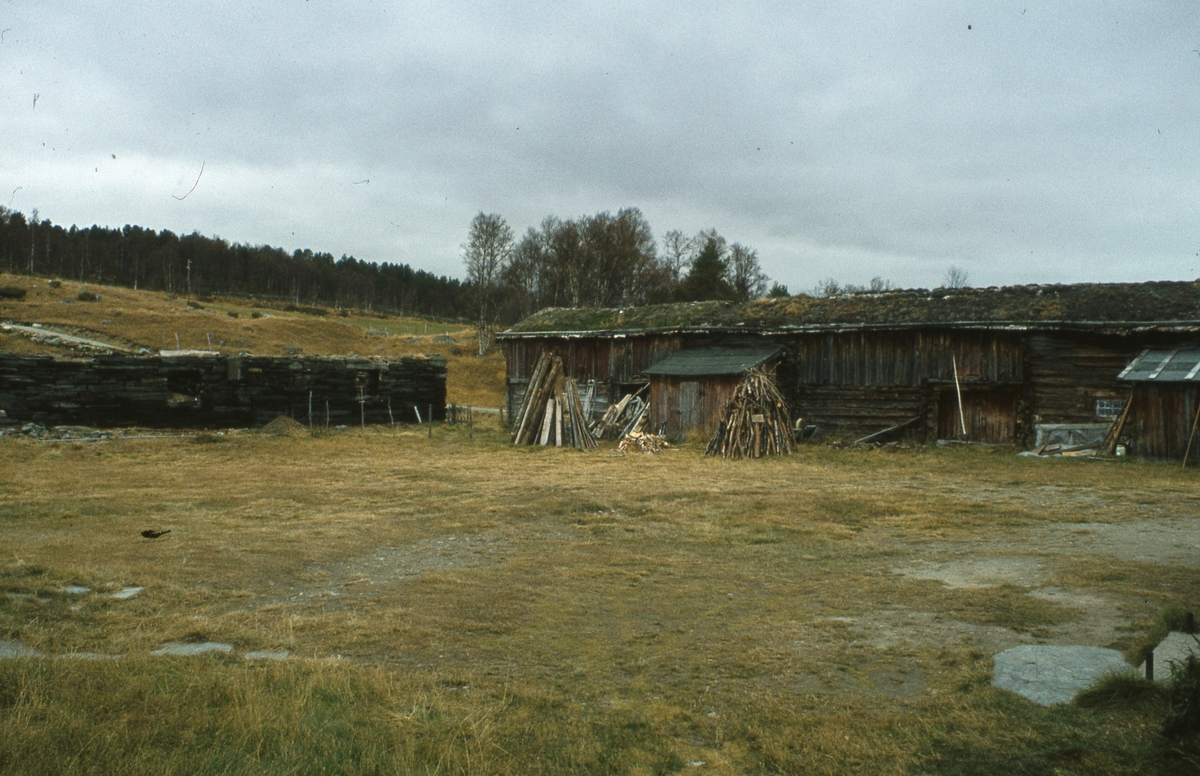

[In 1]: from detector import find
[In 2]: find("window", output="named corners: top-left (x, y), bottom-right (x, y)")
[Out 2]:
top-left (1096, 398), bottom-right (1125, 419)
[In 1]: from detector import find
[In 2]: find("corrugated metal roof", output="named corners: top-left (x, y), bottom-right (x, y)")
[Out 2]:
top-left (643, 345), bottom-right (783, 377)
top-left (1118, 348), bottom-right (1200, 382)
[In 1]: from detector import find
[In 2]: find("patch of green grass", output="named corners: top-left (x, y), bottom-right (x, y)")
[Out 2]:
top-left (339, 316), bottom-right (461, 337)
top-left (1075, 674), bottom-right (1167, 711)
top-left (947, 584), bottom-right (1082, 633)
top-left (0, 659), bottom-right (706, 776)
top-left (1125, 606), bottom-right (1198, 664)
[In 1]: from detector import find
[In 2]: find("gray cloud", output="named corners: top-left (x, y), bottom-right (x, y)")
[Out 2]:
top-left (3, 1), bottom-right (1199, 294)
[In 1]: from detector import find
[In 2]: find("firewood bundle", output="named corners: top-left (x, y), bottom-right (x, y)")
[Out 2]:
top-left (589, 385), bottom-right (649, 440)
top-left (618, 430), bottom-right (671, 453)
top-left (510, 353), bottom-right (598, 449)
top-left (705, 369), bottom-right (796, 458)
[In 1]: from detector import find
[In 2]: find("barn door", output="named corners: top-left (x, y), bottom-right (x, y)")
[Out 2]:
top-left (679, 381), bottom-right (700, 439)
top-left (938, 389), bottom-right (1017, 443)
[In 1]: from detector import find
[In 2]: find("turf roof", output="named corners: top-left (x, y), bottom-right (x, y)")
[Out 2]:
top-left (502, 281), bottom-right (1200, 335)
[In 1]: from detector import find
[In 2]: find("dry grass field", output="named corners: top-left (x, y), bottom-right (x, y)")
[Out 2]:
top-left (1, 421), bottom-right (1198, 774)
top-left (2, 274), bottom-right (1199, 772)
top-left (0, 272), bottom-right (506, 409)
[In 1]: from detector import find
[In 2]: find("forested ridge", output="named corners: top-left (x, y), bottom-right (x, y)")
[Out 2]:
top-left (0, 206), bottom-right (782, 331)
top-left (0, 207), bottom-right (470, 320)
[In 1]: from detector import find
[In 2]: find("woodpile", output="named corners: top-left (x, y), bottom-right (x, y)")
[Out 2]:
top-left (510, 352), bottom-right (597, 449)
top-left (705, 369), bottom-right (797, 458)
top-left (589, 384), bottom-right (649, 440)
top-left (618, 430), bottom-right (671, 453)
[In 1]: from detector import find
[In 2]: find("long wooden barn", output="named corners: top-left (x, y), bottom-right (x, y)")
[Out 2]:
top-left (497, 282), bottom-right (1200, 456)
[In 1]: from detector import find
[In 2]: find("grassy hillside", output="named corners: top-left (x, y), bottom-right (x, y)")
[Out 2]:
top-left (0, 272), bottom-right (505, 409)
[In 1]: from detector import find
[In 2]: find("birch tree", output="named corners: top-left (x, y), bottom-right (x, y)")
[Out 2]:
top-left (462, 212), bottom-right (513, 354)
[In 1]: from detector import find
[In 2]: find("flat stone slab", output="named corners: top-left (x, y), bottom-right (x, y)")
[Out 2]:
top-left (244, 650), bottom-right (290, 661)
top-left (1139, 631), bottom-right (1200, 682)
top-left (56, 652), bottom-right (121, 660)
top-left (0, 640), bottom-right (44, 658)
top-left (110, 586), bottom-right (144, 600)
top-left (151, 641), bottom-right (234, 656)
top-left (58, 585), bottom-right (91, 595)
top-left (993, 645), bottom-right (1133, 706)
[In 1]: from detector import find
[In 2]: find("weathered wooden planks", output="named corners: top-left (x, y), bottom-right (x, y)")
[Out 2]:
top-left (509, 351), bottom-right (597, 449)
top-left (0, 354), bottom-right (446, 429)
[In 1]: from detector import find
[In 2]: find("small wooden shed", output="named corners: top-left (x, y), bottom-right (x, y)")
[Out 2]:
top-left (643, 344), bottom-right (782, 439)
top-left (1117, 347), bottom-right (1200, 460)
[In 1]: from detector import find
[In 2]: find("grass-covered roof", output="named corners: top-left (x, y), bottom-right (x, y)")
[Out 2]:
top-left (502, 281), bottom-right (1200, 335)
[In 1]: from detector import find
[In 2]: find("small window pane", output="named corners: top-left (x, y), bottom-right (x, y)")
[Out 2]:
top-left (1096, 399), bottom-right (1125, 419)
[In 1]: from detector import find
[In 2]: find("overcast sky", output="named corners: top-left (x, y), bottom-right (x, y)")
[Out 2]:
top-left (2, 1), bottom-right (1198, 293)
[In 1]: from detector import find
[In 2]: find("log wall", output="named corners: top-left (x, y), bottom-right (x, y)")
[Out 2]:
top-left (1023, 332), bottom-right (1143, 425)
top-left (1125, 384), bottom-right (1200, 460)
top-left (0, 354), bottom-right (446, 428)
top-left (787, 329), bottom-right (1023, 387)
top-left (503, 327), bottom-right (1200, 451)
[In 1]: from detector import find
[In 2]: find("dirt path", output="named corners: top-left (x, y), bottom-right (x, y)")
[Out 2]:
top-left (1, 321), bottom-right (139, 353)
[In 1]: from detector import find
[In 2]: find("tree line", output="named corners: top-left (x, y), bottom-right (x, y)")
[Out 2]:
top-left (0, 206), bottom-right (470, 319)
top-left (463, 208), bottom-right (778, 347)
top-left (0, 205), bottom-right (784, 337)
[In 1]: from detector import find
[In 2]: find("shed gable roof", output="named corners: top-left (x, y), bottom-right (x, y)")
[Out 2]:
top-left (643, 345), bottom-right (783, 377)
top-left (1118, 348), bottom-right (1200, 382)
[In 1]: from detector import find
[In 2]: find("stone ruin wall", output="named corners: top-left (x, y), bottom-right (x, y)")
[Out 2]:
top-left (0, 353), bottom-right (447, 429)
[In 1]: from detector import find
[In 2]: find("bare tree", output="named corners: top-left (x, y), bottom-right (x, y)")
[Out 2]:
top-left (503, 227), bottom-right (545, 320)
top-left (941, 265), bottom-right (970, 289)
top-left (727, 243), bottom-right (768, 301)
top-left (462, 212), bottom-right (513, 354)
top-left (814, 277), bottom-right (841, 297)
top-left (659, 229), bottom-right (696, 289)
top-left (869, 276), bottom-right (895, 292)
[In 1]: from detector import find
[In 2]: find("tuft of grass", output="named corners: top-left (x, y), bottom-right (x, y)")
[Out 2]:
top-left (1163, 653), bottom-right (1200, 738)
top-left (1126, 606), bottom-right (1196, 664)
top-left (1075, 673), bottom-right (1167, 711)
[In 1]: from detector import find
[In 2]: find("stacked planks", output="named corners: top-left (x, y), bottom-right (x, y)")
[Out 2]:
top-left (705, 368), bottom-right (797, 458)
top-left (0, 353), bottom-right (446, 429)
top-left (589, 384), bottom-right (649, 440)
top-left (510, 352), bottom-right (597, 449)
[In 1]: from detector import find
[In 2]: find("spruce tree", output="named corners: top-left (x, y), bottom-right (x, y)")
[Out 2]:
top-left (677, 238), bottom-right (735, 302)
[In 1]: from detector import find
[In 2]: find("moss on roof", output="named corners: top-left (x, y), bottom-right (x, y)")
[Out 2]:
top-left (503, 281), bottom-right (1200, 334)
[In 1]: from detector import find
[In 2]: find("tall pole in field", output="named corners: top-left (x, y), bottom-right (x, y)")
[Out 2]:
top-left (952, 356), bottom-right (967, 439)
